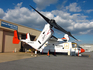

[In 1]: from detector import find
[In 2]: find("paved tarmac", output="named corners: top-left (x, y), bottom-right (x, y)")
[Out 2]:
top-left (0, 52), bottom-right (35, 63)
top-left (0, 52), bottom-right (93, 70)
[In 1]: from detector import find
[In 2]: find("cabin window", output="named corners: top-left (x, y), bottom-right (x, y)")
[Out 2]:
top-left (72, 43), bottom-right (77, 48)
top-left (62, 47), bottom-right (64, 49)
top-left (38, 40), bottom-right (41, 44)
top-left (43, 32), bottom-right (45, 34)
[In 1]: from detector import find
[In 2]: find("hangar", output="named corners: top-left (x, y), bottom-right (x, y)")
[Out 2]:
top-left (0, 19), bottom-right (41, 53)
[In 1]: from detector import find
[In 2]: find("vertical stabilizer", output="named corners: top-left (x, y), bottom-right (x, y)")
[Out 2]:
top-left (13, 24), bottom-right (53, 50)
top-left (13, 30), bottom-right (20, 44)
top-left (23, 24), bottom-right (54, 50)
top-left (26, 33), bottom-right (31, 41)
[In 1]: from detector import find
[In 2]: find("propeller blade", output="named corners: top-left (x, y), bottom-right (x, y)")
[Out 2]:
top-left (52, 21), bottom-right (68, 33)
top-left (53, 22), bottom-right (78, 40)
top-left (67, 32), bottom-right (78, 41)
top-left (48, 20), bottom-right (78, 41)
top-left (29, 5), bottom-right (78, 41)
top-left (54, 23), bottom-right (78, 41)
top-left (29, 5), bottom-right (50, 24)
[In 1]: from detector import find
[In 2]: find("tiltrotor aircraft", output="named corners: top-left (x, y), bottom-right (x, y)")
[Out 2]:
top-left (13, 5), bottom-right (85, 56)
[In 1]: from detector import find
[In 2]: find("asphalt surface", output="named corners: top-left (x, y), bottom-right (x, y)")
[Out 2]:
top-left (0, 52), bottom-right (93, 70)
top-left (0, 52), bottom-right (35, 63)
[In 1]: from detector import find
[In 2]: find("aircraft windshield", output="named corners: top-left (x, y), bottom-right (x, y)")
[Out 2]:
top-left (72, 43), bottom-right (77, 48)
top-left (72, 43), bottom-right (81, 48)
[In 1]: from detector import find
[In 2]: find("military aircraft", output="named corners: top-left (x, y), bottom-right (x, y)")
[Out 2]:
top-left (13, 5), bottom-right (85, 56)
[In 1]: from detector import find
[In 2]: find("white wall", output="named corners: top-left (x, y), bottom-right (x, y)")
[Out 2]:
top-left (80, 44), bottom-right (93, 52)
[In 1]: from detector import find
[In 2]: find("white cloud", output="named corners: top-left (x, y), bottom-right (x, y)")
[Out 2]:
top-left (66, 3), bottom-right (82, 12)
top-left (79, 30), bottom-right (91, 34)
top-left (0, 8), bottom-right (5, 18)
top-left (3, 5), bottom-right (48, 29)
top-left (83, 1), bottom-right (86, 3)
top-left (86, 9), bottom-right (93, 13)
top-left (15, 2), bottom-right (23, 9)
top-left (73, 22), bottom-right (93, 34)
top-left (33, 0), bottom-right (58, 10)
top-left (57, 0), bottom-right (67, 10)
top-left (1, 2), bottom-right (93, 35)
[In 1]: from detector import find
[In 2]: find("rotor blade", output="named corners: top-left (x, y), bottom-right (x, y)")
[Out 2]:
top-left (56, 25), bottom-right (78, 41)
top-left (67, 32), bottom-right (78, 41)
top-left (52, 21), bottom-right (78, 41)
top-left (71, 36), bottom-right (78, 41)
top-left (53, 22), bottom-right (68, 33)
top-left (29, 5), bottom-right (68, 33)
top-left (29, 5), bottom-right (50, 24)
top-left (29, 5), bottom-right (78, 41)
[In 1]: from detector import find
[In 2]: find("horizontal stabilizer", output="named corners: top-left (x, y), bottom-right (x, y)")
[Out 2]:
top-left (13, 30), bottom-right (20, 44)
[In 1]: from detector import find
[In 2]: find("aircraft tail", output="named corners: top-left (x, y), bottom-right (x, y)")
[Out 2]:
top-left (13, 24), bottom-right (53, 50)
top-left (26, 33), bottom-right (31, 41)
top-left (13, 30), bottom-right (20, 44)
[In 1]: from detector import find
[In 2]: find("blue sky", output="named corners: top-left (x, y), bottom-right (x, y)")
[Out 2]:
top-left (0, 0), bottom-right (93, 44)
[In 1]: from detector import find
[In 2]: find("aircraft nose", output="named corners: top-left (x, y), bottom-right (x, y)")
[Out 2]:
top-left (81, 48), bottom-right (85, 53)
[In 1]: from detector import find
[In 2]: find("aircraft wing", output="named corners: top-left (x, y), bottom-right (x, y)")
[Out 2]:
top-left (49, 35), bottom-right (58, 41)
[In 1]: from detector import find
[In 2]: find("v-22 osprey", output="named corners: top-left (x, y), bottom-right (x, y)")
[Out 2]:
top-left (13, 5), bottom-right (85, 56)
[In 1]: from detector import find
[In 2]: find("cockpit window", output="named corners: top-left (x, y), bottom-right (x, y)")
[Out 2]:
top-left (72, 43), bottom-right (77, 48)
top-left (72, 43), bottom-right (82, 48)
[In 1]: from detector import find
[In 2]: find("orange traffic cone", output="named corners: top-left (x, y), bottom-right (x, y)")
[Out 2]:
top-left (13, 51), bottom-right (14, 53)
top-left (47, 51), bottom-right (50, 57)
